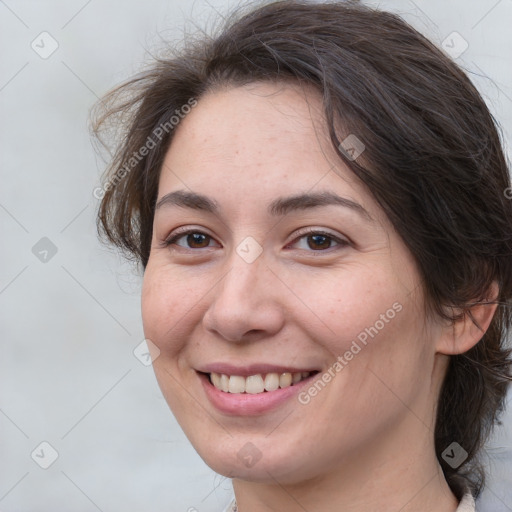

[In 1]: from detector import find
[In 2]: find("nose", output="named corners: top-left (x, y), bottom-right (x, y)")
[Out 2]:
top-left (202, 255), bottom-right (285, 342)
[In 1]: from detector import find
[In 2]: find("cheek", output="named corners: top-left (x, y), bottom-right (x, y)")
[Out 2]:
top-left (141, 264), bottom-right (204, 413)
top-left (326, 292), bottom-right (430, 428)
top-left (289, 260), bottom-right (430, 397)
top-left (141, 262), bottom-right (203, 356)
top-left (288, 263), bottom-right (406, 351)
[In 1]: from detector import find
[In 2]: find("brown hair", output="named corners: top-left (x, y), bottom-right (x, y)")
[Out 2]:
top-left (92, 0), bottom-right (512, 498)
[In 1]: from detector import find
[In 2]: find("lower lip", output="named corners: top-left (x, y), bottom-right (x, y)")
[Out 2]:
top-left (199, 372), bottom-right (317, 416)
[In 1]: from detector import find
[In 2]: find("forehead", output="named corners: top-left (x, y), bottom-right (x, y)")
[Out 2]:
top-left (161, 82), bottom-right (353, 184)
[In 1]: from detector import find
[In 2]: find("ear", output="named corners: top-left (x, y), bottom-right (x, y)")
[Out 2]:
top-left (436, 281), bottom-right (499, 356)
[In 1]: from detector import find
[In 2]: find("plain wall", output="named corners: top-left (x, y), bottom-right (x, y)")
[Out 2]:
top-left (1, 1), bottom-right (511, 510)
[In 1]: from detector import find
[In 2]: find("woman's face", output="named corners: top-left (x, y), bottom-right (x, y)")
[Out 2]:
top-left (142, 82), bottom-right (444, 484)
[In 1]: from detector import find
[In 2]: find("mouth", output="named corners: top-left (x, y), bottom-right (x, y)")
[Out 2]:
top-left (204, 370), bottom-right (318, 394)
top-left (196, 367), bottom-right (321, 415)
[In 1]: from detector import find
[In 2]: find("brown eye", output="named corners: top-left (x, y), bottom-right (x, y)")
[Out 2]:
top-left (307, 234), bottom-right (332, 250)
top-left (186, 233), bottom-right (211, 248)
top-left (165, 230), bottom-right (217, 249)
top-left (290, 230), bottom-right (348, 252)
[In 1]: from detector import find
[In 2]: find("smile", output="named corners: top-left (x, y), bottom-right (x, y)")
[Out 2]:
top-left (209, 371), bottom-right (316, 394)
top-left (197, 366), bottom-right (321, 415)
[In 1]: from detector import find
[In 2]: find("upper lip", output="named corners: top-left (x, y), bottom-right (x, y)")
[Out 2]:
top-left (197, 363), bottom-right (319, 377)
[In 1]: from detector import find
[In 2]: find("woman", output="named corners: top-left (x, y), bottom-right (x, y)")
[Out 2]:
top-left (92, 1), bottom-right (512, 510)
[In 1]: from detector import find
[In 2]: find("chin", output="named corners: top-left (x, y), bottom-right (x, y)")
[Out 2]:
top-left (195, 439), bottom-right (315, 485)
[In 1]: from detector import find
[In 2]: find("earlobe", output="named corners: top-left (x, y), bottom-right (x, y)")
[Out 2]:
top-left (436, 281), bottom-right (499, 356)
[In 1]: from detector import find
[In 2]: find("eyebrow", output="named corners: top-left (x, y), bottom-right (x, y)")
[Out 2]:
top-left (155, 190), bottom-right (372, 221)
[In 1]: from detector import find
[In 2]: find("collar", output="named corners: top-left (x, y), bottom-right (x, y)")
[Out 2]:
top-left (223, 491), bottom-right (476, 511)
top-left (456, 491), bottom-right (476, 512)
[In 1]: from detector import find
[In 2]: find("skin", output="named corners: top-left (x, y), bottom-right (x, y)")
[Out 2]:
top-left (141, 81), bottom-right (496, 511)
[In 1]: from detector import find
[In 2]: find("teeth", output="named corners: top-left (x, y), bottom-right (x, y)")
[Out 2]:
top-left (279, 372), bottom-right (292, 388)
top-left (209, 371), bottom-right (312, 394)
top-left (228, 375), bottom-right (246, 393)
top-left (264, 373), bottom-right (280, 391)
top-left (245, 374), bottom-right (264, 394)
top-left (211, 373), bottom-right (221, 388)
top-left (292, 372), bottom-right (302, 384)
top-left (220, 374), bottom-right (229, 392)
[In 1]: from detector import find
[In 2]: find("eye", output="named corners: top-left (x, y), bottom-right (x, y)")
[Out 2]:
top-left (164, 229), bottom-right (219, 249)
top-left (162, 228), bottom-right (347, 252)
top-left (289, 230), bottom-right (348, 251)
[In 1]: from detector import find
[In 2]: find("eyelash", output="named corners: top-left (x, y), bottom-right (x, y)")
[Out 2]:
top-left (162, 227), bottom-right (349, 252)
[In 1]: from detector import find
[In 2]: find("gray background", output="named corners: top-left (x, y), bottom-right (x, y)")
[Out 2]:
top-left (1, 0), bottom-right (511, 511)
